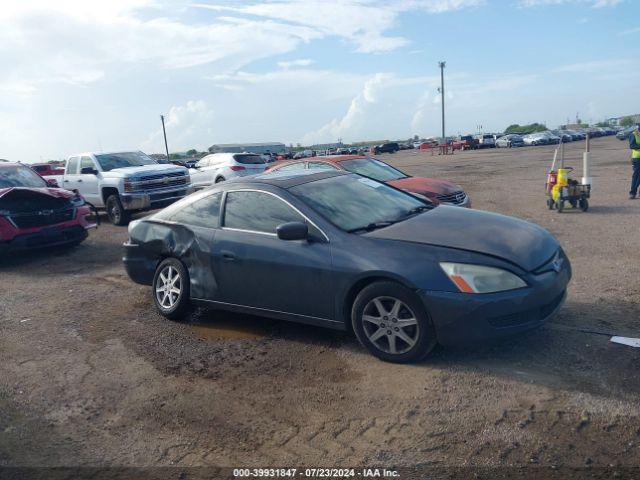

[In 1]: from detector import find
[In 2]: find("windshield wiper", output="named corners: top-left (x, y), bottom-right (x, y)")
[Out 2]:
top-left (347, 221), bottom-right (397, 234)
top-left (402, 205), bottom-right (431, 217)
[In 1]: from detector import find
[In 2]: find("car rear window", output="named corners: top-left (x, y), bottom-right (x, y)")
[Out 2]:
top-left (233, 154), bottom-right (266, 165)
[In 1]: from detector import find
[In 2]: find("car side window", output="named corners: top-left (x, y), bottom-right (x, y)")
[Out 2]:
top-left (67, 157), bottom-right (79, 174)
top-left (80, 156), bottom-right (95, 171)
top-left (277, 162), bottom-right (306, 172)
top-left (168, 193), bottom-right (222, 228)
top-left (224, 191), bottom-right (303, 234)
top-left (307, 162), bottom-right (337, 170)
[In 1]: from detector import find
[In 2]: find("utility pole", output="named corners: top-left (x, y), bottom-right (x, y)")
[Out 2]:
top-left (160, 115), bottom-right (170, 161)
top-left (438, 61), bottom-right (446, 142)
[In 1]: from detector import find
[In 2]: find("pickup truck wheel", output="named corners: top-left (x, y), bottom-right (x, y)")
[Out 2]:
top-left (106, 194), bottom-right (130, 226)
top-left (153, 258), bottom-right (191, 320)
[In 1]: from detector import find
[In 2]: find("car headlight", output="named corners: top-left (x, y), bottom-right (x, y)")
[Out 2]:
top-left (440, 262), bottom-right (526, 294)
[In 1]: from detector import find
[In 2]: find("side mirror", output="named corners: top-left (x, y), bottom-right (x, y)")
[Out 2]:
top-left (80, 167), bottom-right (98, 175)
top-left (276, 221), bottom-right (308, 241)
top-left (46, 178), bottom-right (59, 188)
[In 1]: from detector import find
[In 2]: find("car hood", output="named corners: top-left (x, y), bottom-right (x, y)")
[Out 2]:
top-left (0, 186), bottom-right (75, 200)
top-left (105, 164), bottom-right (187, 177)
top-left (363, 206), bottom-right (558, 271)
top-left (388, 177), bottom-right (462, 196)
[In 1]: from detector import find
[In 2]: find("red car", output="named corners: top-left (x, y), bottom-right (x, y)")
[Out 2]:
top-left (0, 162), bottom-right (97, 252)
top-left (30, 163), bottom-right (65, 177)
top-left (266, 155), bottom-right (471, 207)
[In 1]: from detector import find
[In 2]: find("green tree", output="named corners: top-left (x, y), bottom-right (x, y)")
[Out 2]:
top-left (186, 149), bottom-right (197, 156)
top-left (504, 123), bottom-right (547, 134)
top-left (595, 122), bottom-right (609, 127)
top-left (620, 116), bottom-right (635, 127)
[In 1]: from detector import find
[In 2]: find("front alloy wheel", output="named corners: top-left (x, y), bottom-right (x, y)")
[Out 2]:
top-left (152, 258), bottom-right (191, 320)
top-left (362, 297), bottom-right (419, 355)
top-left (352, 281), bottom-right (437, 363)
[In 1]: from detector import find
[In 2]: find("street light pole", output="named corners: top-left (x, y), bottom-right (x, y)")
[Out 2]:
top-left (438, 61), bottom-right (446, 142)
top-left (160, 115), bottom-right (170, 161)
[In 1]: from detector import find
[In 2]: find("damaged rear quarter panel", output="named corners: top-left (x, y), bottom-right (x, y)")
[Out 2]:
top-left (128, 220), bottom-right (216, 298)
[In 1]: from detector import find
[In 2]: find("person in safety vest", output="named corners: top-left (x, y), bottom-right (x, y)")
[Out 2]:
top-left (630, 124), bottom-right (640, 199)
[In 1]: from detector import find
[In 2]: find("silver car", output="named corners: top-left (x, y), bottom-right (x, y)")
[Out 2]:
top-left (189, 153), bottom-right (267, 189)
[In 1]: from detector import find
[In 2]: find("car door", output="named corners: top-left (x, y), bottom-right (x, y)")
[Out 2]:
top-left (211, 189), bottom-right (333, 320)
top-left (190, 156), bottom-right (212, 188)
top-left (62, 156), bottom-right (80, 191)
top-left (77, 156), bottom-right (101, 205)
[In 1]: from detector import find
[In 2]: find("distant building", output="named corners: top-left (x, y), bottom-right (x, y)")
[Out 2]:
top-left (208, 142), bottom-right (286, 154)
top-left (606, 114), bottom-right (640, 126)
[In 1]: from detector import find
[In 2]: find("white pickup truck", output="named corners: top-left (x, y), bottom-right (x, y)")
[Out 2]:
top-left (48, 151), bottom-right (191, 225)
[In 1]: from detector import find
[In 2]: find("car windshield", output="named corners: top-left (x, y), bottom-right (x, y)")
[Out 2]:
top-left (95, 152), bottom-right (156, 171)
top-left (234, 154), bottom-right (266, 165)
top-left (289, 174), bottom-right (430, 233)
top-left (0, 165), bottom-right (47, 188)
top-left (338, 158), bottom-right (407, 182)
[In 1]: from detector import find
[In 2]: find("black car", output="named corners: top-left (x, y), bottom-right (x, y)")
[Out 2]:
top-left (373, 142), bottom-right (399, 154)
top-left (123, 170), bottom-right (571, 363)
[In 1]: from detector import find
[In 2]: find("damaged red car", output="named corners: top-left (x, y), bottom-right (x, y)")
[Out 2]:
top-left (0, 162), bottom-right (97, 253)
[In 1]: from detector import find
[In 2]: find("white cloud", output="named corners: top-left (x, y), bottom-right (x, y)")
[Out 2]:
top-left (553, 58), bottom-right (634, 73)
top-left (193, 0), bottom-right (484, 54)
top-left (519, 0), bottom-right (623, 7)
top-left (277, 58), bottom-right (315, 69)
top-left (620, 27), bottom-right (640, 36)
top-left (141, 100), bottom-right (215, 152)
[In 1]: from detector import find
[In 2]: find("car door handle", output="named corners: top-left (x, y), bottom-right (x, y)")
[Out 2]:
top-left (77, 179), bottom-right (83, 182)
top-left (63, 180), bottom-right (69, 183)
top-left (221, 250), bottom-right (236, 261)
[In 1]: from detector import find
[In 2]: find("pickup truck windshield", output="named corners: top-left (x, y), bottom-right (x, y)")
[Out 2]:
top-left (95, 152), bottom-right (156, 172)
top-left (338, 158), bottom-right (407, 182)
top-left (0, 165), bottom-right (47, 188)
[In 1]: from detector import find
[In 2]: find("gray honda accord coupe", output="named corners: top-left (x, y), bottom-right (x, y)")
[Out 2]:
top-left (123, 170), bottom-right (571, 363)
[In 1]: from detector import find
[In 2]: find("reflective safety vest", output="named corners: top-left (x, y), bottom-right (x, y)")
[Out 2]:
top-left (634, 131), bottom-right (640, 159)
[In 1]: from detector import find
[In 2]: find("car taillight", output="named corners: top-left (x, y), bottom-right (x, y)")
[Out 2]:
top-left (229, 166), bottom-right (246, 171)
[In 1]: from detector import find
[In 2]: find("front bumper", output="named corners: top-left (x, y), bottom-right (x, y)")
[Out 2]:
top-left (0, 225), bottom-right (89, 253)
top-left (420, 264), bottom-right (570, 346)
top-left (120, 186), bottom-right (193, 211)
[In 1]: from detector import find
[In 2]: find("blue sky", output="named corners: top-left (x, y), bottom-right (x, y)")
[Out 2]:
top-left (0, 0), bottom-right (638, 161)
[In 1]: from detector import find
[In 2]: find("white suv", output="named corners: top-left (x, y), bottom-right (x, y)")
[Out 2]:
top-left (189, 153), bottom-right (268, 189)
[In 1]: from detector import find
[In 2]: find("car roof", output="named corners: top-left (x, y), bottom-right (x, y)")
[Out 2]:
top-left (0, 162), bottom-right (25, 168)
top-left (226, 169), bottom-right (349, 188)
top-left (274, 154), bottom-right (368, 168)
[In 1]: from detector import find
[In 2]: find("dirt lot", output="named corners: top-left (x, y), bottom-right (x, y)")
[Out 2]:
top-left (1, 137), bottom-right (639, 477)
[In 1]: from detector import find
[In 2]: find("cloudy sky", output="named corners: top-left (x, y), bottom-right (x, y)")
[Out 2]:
top-left (1, 0), bottom-right (638, 161)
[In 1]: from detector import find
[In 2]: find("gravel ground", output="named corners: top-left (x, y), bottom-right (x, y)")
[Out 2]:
top-left (1, 136), bottom-right (639, 477)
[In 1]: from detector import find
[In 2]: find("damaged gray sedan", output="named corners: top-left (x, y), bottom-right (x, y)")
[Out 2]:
top-left (123, 170), bottom-right (570, 363)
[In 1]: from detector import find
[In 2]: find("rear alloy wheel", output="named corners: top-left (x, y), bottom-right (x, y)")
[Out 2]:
top-left (106, 194), bottom-right (130, 226)
top-left (152, 258), bottom-right (191, 320)
top-left (352, 281), bottom-right (436, 363)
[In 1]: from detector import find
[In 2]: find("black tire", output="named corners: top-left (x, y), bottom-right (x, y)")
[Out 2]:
top-left (351, 281), bottom-right (437, 363)
top-left (557, 200), bottom-right (565, 213)
top-left (152, 258), bottom-right (191, 320)
top-left (105, 194), bottom-right (130, 226)
top-left (215, 176), bottom-right (225, 183)
top-left (580, 198), bottom-right (589, 212)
